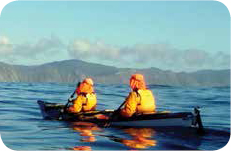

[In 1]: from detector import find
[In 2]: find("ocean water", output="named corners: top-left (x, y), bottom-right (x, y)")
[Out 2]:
top-left (0, 82), bottom-right (230, 150)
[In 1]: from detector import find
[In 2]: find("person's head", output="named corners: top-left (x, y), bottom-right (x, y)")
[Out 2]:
top-left (76, 78), bottom-right (94, 94)
top-left (129, 74), bottom-right (146, 91)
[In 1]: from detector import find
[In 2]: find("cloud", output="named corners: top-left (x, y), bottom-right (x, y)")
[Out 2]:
top-left (13, 35), bottom-right (65, 57)
top-left (68, 39), bottom-right (230, 71)
top-left (0, 36), bottom-right (10, 45)
top-left (0, 36), bottom-right (13, 55)
top-left (68, 40), bottom-right (120, 60)
top-left (1, 36), bottom-right (229, 72)
top-left (0, 35), bottom-right (65, 63)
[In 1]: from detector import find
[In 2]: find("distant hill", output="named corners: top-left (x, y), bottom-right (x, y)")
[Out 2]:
top-left (0, 59), bottom-right (230, 87)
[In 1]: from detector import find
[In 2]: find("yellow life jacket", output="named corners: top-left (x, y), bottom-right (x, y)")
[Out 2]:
top-left (82, 93), bottom-right (97, 112)
top-left (136, 89), bottom-right (156, 114)
top-left (120, 89), bottom-right (156, 117)
top-left (72, 93), bottom-right (97, 113)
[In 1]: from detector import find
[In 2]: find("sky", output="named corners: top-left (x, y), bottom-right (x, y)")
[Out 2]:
top-left (0, 0), bottom-right (230, 72)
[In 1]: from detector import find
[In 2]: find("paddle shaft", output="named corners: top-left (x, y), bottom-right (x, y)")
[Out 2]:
top-left (110, 100), bottom-right (126, 119)
top-left (64, 82), bottom-right (81, 109)
top-left (60, 82), bottom-right (81, 117)
top-left (64, 90), bottom-right (76, 109)
top-left (116, 100), bottom-right (126, 111)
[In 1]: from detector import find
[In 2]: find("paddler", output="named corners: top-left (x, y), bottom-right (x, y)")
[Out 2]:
top-left (67, 78), bottom-right (97, 113)
top-left (119, 74), bottom-right (156, 117)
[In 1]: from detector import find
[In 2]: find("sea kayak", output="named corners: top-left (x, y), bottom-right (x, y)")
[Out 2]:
top-left (37, 100), bottom-right (203, 129)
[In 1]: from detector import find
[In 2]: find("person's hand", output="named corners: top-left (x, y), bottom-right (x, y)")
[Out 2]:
top-left (68, 106), bottom-right (75, 113)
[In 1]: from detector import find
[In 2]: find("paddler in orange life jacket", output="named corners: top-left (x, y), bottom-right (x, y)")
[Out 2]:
top-left (68, 78), bottom-right (97, 113)
top-left (120, 74), bottom-right (156, 117)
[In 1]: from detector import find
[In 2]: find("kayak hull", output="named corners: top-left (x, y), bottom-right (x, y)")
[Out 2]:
top-left (110, 118), bottom-right (193, 127)
top-left (37, 100), bottom-right (196, 128)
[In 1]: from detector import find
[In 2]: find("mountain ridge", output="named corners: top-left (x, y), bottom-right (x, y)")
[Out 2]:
top-left (0, 59), bottom-right (230, 87)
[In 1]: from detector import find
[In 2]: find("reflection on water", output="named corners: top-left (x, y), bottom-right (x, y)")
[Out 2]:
top-left (71, 122), bottom-right (101, 142)
top-left (69, 122), bottom-right (101, 150)
top-left (72, 146), bottom-right (91, 151)
top-left (68, 121), bottom-right (157, 150)
top-left (119, 128), bottom-right (157, 149)
top-left (103, 128), bottom-right (157, 149)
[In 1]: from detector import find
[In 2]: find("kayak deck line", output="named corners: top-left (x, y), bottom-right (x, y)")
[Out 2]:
top-left (37, 100), bottom-right (204, 131)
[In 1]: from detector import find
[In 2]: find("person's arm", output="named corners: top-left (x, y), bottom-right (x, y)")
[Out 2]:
top-left (69, 95), bottom-right (84, 113)
top-left (120, 92), bottom-right (137, 117)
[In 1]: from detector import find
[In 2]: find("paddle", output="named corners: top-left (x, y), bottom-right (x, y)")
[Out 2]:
top-left (59, 82), bottom-right (81, 119)
top-left (110, 100), bottom-right (126, 120)
top-left (63, 91), bottom-right (76, 111)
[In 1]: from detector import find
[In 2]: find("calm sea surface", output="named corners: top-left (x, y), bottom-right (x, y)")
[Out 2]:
top-left (0, 82), bottom-right (230, 150)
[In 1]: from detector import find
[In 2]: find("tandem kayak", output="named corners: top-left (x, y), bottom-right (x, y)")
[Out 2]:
top-left (37, 100), bottom-right (203, 129)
